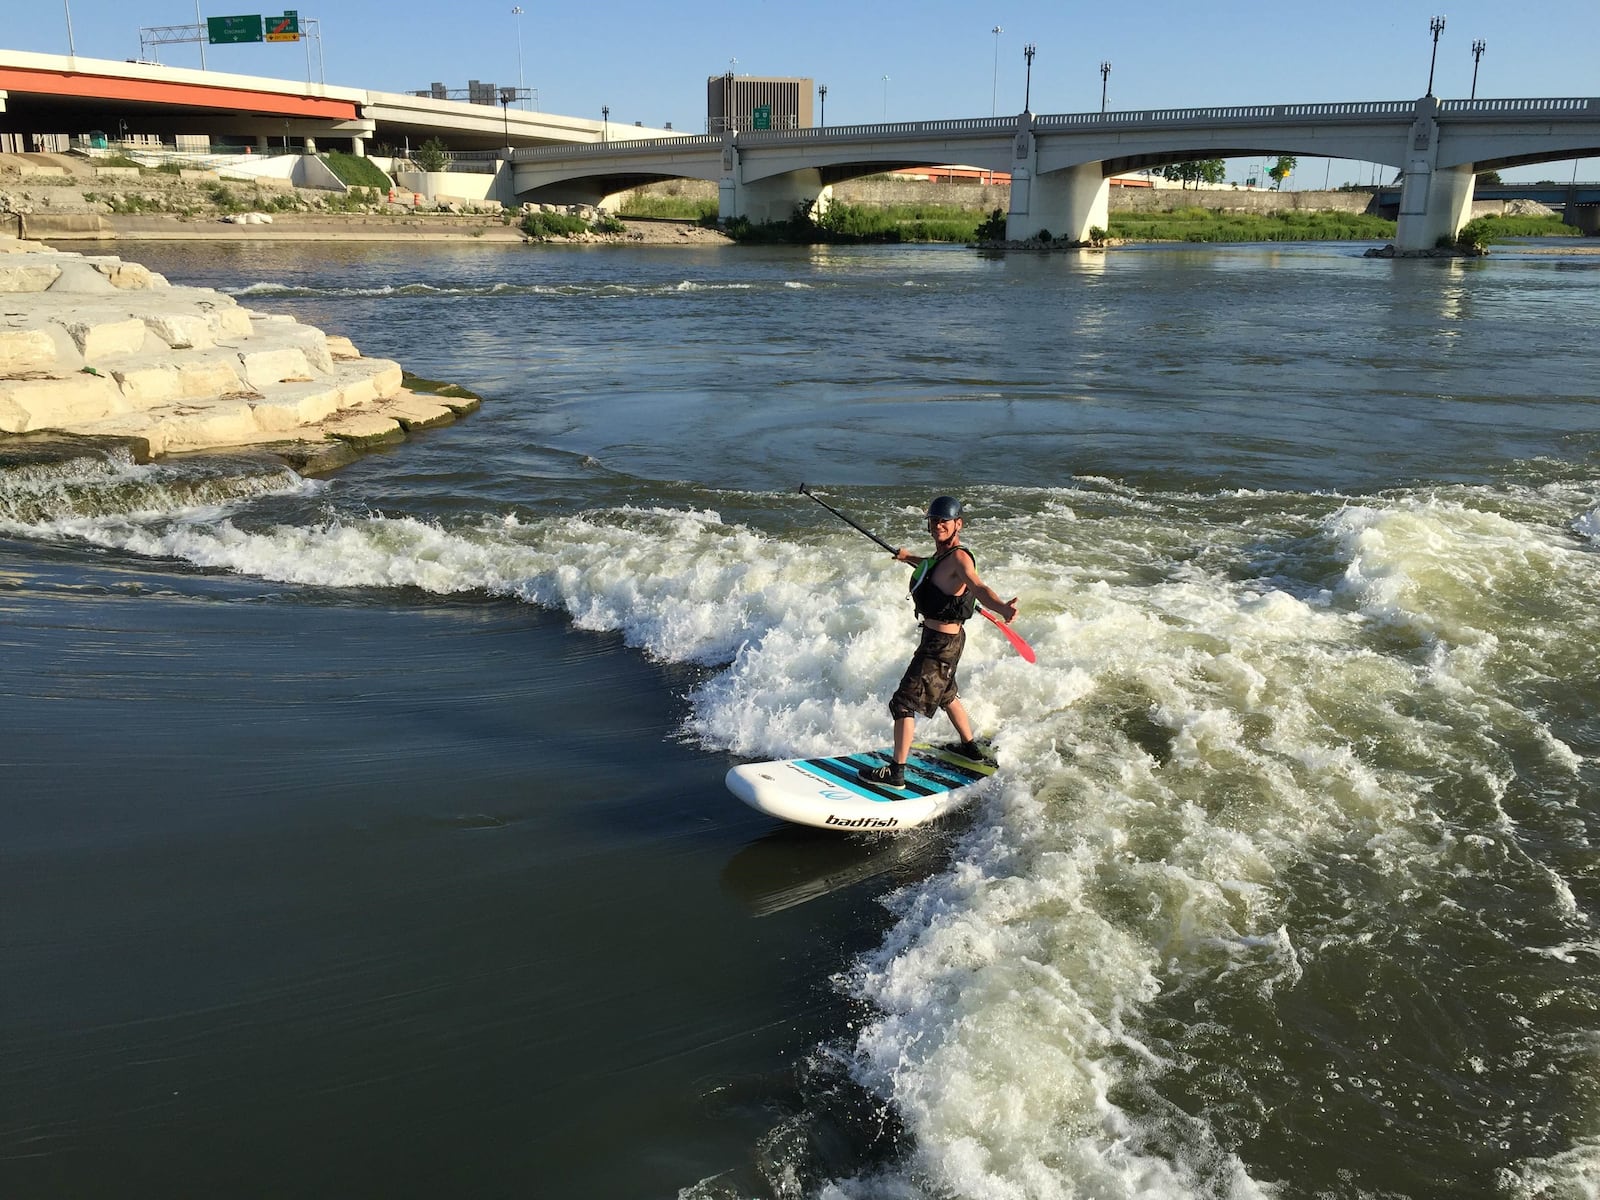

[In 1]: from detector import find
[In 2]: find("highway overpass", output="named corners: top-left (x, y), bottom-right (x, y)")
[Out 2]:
top-left (0, 49), bottom-right (670, 155)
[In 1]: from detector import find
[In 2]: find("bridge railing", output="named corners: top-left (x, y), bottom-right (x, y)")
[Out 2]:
top-left (1036, 100), bottom-right (1417, 128)
top-left (1439, 97), bottom-right (1597, 115)
top-left (506, 98), bottom-right (1600, 163)
top-left (513, 134), bottom-right (722, 161)
top-left (740, 116), bottom-right (1017, 141)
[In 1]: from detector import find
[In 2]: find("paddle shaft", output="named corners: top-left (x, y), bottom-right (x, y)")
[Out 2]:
top-left (798, 485), bottom-right (896, 554)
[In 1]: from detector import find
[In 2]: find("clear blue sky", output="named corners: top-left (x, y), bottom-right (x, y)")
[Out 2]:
top-left (8, 0), bottom-right (1596, 183)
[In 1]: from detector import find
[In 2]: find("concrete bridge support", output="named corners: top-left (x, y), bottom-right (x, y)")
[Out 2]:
top-left (1565, 204), bottom-right (1600, 235)
top-left (717, 139), bottom-right (831, 224)
top-left (1395, 96), bottom-right (1476, 252)
top-left (1005, 118), bottom-right (1109, 243)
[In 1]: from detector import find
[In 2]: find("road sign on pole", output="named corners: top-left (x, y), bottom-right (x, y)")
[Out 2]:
top-left (263, 10), bottom-right (300, 42)
top-left (207, 14), bottom-right (263, 43)
top-left (752, 104), bottom-right (772, 130)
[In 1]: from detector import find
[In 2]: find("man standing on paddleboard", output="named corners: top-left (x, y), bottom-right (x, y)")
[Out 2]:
top-left (858, 495), bottom-right (1019, 790)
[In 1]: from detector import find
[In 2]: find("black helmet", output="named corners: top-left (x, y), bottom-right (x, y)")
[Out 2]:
top-left (926, 495), bottom-right (963, 521)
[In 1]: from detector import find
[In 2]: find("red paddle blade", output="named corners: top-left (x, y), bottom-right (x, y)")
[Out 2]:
top-left (980, 609), bottom-right (1036, 663)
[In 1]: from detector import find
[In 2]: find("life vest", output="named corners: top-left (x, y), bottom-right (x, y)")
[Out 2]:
top-left (909, 546), bottom-right (977, 623)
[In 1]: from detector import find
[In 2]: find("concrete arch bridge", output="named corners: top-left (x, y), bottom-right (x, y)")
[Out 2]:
top-left (509, 96), bottom-right (1600, 251)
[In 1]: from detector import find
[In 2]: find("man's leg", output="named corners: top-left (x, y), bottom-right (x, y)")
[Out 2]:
top-left (943, 699), bottom-right (988, 761)
top-left (944, 698), bottom-right (975, 744)
top-left (893, 714), bottom-right (915, 764)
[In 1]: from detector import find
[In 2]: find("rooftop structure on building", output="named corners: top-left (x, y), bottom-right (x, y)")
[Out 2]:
top-left (707, 75), bottom-right (813, 134)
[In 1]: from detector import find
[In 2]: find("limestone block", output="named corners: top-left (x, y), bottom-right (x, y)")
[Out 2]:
top-left (326, 335), bottom-right (360, 360)
top-left (46, 259), bottom-right (119, 293)
top-left (151, 400), bottom-right (261, 452)
top-left (376, 392), bottom-right (455, 431)
top-left (142, 312), bottom-right (216, 351)
top-left (273, 323), bottom-right (334, 374)
top-left (208, 305), bottom-right (254, 340)
top-left (0, 373), bottom-right (126, 433)
top-left (0, 262), bottom-right (62, 292)
top-left (0, 328), bottom-right (58, 375)
top-left (248, 382), bottom-right (346, 432)
top-left (63, 411), bottom-right (165, 454)
top-left (176, 356), bottom-right (247, 399)
top-left (324, 412), bottom-right (405, 448)
top-left (320, 360), bottom-right (402, 410)
top-left (60, 317), bottom-right (151, 363)
top-left (95, 261), bottom-right (155, 290)
top-left (111, 362), bottom-right (183, 409)
top-left (239, 347), bottom-right (313, 390)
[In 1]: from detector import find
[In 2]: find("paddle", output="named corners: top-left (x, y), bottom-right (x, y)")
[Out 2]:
top-left (798, 484), bottom-right (1037, 663)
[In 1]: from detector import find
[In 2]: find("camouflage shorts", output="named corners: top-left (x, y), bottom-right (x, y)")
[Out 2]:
top-left (889, 626), bottom-right (966, 719)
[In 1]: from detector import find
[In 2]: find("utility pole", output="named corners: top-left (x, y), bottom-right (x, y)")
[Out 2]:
top-left (1023, 43), bottom-right (1036, 112)
top-left (1099, 60), bottom-right (1111, 113)
top-left (1470, 39), bottom-right (1486, 100)
top-left (818, 83), bottom-right (827, 128)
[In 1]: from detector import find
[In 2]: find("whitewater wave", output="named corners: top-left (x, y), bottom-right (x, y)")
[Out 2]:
top-left (6, 451), bottom-right (1599, 1199)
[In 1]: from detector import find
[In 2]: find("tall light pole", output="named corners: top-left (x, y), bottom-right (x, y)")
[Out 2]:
top-left (62, 0), bottom-right (77, 55)
top-left (499, 86), bottom-right (516, 147)
top-left (511, 7), bottom-right (526, 109)
top-left (990, 26), bottom-right (1003, 117)
top-left (196, 0), bottom-right (206, 69)
top-left (1425, 15), bottom-right (1446, 97)
top-left (601, 104), bottom-right (608, 143)
top-left (1023, 43), bottom-right (1036, 113)
top-left (818, 83), bottom-right (827, 128)
top-left (1470, 39), bottom-right (1486, 100)
top-left (1100, 60), bottom-right (1111, 113)
top-left (882, 74), bottom-right (890, 121)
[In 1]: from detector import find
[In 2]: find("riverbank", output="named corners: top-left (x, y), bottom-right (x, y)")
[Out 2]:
top-left (0, 238), bottom-right (482, 469)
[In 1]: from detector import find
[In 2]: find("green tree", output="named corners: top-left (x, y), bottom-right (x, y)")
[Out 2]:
top-left (1268, 155), bottom-right (1297, 190)
top-left (1475, 169), bottom-right (1503, 186)
top-left (413, 137), bottom-right (449, 173)
top-left (1159, 158), bottom-right (1226, 189)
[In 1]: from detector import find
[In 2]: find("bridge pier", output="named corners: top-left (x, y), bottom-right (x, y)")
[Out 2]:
top-left (1395, 96), bottom-right (1477, 252)
top-left (1005, 117), bottom-right (1109, 243)
top-left (1564, 204), bottom-right (1600, 235)
top-left (718, 139), bottom-right (831, 224)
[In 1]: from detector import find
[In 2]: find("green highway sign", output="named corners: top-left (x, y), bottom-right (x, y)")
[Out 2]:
top-left (263, 10), bottom-right (300, 42)
top-left (207, 14), bottom-right (263, 44)
top-left (752, 104), bottom-right (772, 130)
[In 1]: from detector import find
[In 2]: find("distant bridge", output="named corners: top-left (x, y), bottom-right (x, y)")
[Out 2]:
top-left (508, 97), bottom-right (1600, 251)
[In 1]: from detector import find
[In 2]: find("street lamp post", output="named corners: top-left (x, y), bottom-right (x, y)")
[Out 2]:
top-left (882, 74), bottom-right (890, 121)
top-left (511, 7), bottom-right (526, 109)
top-left (62, 0), bottom-right (77, 55)
top-left (818, 83), bottom-right (827, 128)
top-left (1023, 43), bottom-right (1036, 113)
top-left (601, 105), bottom-right (609, 143)
top-left (990, 26), bottom-right (1003, 117)
top-left (1100, 60), bottom-right (1111, 113)
top-left (1470, 39), bottom-right (1486, 100)
top-left (1425, 15), bottom-right (1446, 97)
top-left (499, 86), bottom-right (517, 147)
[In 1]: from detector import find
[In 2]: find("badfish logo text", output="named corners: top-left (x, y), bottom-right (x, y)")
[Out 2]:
top-left (825, 813), bottom-right (899, 829)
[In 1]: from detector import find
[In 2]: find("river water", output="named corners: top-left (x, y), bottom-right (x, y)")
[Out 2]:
top-left (3, 237), bottom-right (1599, 1199)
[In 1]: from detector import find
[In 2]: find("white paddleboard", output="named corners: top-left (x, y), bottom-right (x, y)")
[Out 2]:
top-left (726, 743), bottom-right (996, 832)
